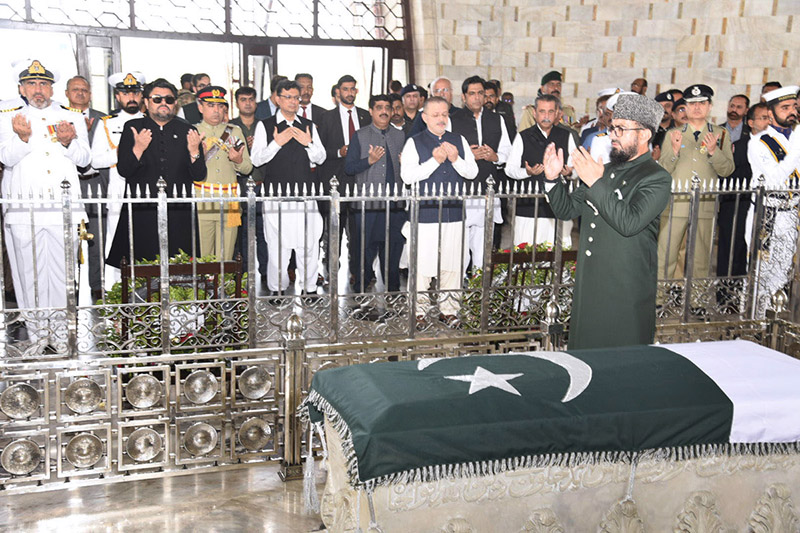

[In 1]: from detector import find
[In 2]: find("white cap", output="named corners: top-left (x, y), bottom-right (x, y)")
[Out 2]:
top-left (12, 58), bottom-right (59, 83)
top-left (598, 87), bottom-right (621, 97)
top-left (606, 91), bottom-right (637, 111)
top-left (763, 85), bottom-right (799, 104)
top-left (108, 71), bottom-right (146, 90)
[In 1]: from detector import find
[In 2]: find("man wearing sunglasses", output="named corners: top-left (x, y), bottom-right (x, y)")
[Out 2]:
top-left (543, 93), bottom-right (672, 349)
top-left (106, 78), bottom-right (206, 268)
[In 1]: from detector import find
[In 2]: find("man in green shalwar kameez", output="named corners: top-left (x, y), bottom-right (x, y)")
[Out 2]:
top-left (543, 93), bottom-right (672, 349)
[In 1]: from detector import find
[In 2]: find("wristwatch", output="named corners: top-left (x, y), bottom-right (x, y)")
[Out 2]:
top-left (190, 152), bottom-right (201, 161)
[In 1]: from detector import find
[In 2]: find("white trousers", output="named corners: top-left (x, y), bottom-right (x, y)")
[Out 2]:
top-left (513, 216), bottom-right (573, 248)
top-left (5, 223), bottom-right (77, 347)
top-left (263, 200), bottom-right (323, 292)
top-left (463, 198), bottom-right (502, 270)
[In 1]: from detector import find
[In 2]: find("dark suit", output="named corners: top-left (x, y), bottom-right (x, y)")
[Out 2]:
top-left (717, 123), bottom-right (751, 281)
top-left (254, 99), bottom-right (277, 121)
top-left (181, 101), bottom-right (201, 125)
top-left (494, 101), bottom-right (517, 139)
top-left (298, 103), bottom-right (327, 126)
top-left (81, 107), bottom-right (108, 294)
top-left (318, 105), bottom-right (371, 280)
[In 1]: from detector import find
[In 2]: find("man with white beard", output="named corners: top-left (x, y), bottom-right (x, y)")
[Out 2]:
top-left (0, 59), bottom-right (91, 352)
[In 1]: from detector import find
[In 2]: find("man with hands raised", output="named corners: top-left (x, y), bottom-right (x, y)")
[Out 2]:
top-left (542, 93), bottom-right (672, 349)
top-left (106, 78), bottom-right (206, 267)
top-left (250, 79), bottom-right (326, 296)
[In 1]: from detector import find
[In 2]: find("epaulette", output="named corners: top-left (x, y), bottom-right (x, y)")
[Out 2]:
top-left (0, 106), bottom-right (23, 113)
top-left (596, 132), bottom-right (608, 137)
top-left (61, 105), bottom-right (83, 113)
top-left (101, 112), bottom-right (119, 120)
top-left (708, 123), bottom-right (714, 133)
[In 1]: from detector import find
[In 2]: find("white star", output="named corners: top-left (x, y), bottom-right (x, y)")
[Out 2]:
top-left (444, 366), bottom-right (524, 396)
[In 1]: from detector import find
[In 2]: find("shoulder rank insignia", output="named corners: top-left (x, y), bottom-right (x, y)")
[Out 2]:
top-left (596, 132), bottom-right (608, 137)
top-left (0, 106), bottom-right (23, 113)
top-left (61, 105), bottom-right (83, 113)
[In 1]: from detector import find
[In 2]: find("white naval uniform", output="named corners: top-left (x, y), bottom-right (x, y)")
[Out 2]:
top-left (91, 110), bottom-right (144, 289)
top-left (0, 101), bottom-right (91, 348)
top-left (250, 114), bottom-right (327, 292)
top-left (506, 126), bottom-right (575, 248)
top-left (463, 110), bottom-right (512, 271)
top-left (746, 125), bottom-right (800, 318)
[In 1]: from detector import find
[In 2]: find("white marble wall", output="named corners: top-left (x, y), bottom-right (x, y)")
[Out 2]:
top-left (409, 0), bottom-right (800, 122)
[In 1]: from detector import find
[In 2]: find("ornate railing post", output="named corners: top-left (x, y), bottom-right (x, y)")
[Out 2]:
top-left (408, 181), bottom-right (420, 338)
top-left (157, 177), bottom-right (171, 353)
top-left (280, 313), bottom-right (305, 481)
top-left (766, 290), bottom-right (787, 352)
top-left (329, 177), bottom-right (340, 343)
top-left (246, 177), bottom-right (257, 348)
top-left (61, 179), bottom-right (78, 357)
top-left (747, 175), bottom-right (766, 320)
top-left (479, 177), bottom-right (496, 334)
top-left (682, 173), bottom-right (701, 322)
top-left (542, 298), bottom-right (563, 350)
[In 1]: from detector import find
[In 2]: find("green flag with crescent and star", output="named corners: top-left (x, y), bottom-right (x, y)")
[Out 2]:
top-left (305, 345), bottom-right (734, 485)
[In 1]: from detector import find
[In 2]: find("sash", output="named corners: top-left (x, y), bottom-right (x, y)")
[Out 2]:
top-left (760, 134), bottom-right (800, 184)
top-left (205, 124), bottom-right (236, 162)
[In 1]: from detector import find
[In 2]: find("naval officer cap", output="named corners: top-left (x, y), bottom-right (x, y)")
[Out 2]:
top-left (598, 87), bottom-right (621, 97)
top-left (400, 83), bottom-right (420, 97)
top-left (683, 84), bottom-right (714, 103)
top-left (109, 71), bottom-right (146, 92)
top-left (606, 91), bottom-right (636, 111)
top-left (541, 70), bottom-right (562, 85)
top-left (654, 91), bottom-right (674, 103)
top-left (611, 93), bottom-right (664, 132)
top-left (763, 85), bottom-right (800, 104)
top-left (15, 59), bottom-right (58, 83)
top-left (197, 85), bottom-right (228, 103)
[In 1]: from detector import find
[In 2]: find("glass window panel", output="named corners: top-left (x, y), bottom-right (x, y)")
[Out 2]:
top-left (30, 0), bottom-right (127, 28)
top-left (133, 0), bottom-right (225, 34)
top-left (0, 0), bottom-right (27, 22)
top-left (276, 44), bottom-right (384, 109)
top-left (318, 0), bottom-right (404, 41)
top-left (0, 30), bottom-right (78, 101)
top-left (230, 0), bottom-right (313, 38)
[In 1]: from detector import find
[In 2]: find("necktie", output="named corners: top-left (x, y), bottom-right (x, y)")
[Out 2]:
top-left (693, 131), bottom-right (700, 141)
top-left (301, 106), bottom-right (307, 119)
top-left (348, 109), bottom-right (356, 140)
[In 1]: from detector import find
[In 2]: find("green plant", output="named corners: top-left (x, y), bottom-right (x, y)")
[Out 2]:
top-left (98, 250), bottom-right (248, 355)
top-left (462, 242), bottom-right (575, 330)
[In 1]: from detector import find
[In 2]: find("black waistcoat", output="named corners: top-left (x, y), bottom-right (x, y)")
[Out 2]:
top-left (261, 114), bottom-right (319, 192)
top-left (450, 108), bottom-right (503, 187)
top-left (517, 125), bottom-right (571, 218)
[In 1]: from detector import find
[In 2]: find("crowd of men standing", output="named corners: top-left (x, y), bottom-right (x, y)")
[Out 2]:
top-left (1, 57), bottom-right (799, 351)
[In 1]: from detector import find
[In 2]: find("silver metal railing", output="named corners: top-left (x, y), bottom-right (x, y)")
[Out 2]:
top-left (0, 174), bottom-right (797, 359)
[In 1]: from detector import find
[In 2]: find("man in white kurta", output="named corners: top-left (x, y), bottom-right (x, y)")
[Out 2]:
top-left (250, 80), bottom-right (326, 295)
top-left (0, 60), bottom-right (90, 351)
top-left (90, 71), bottom-right (145, 290)
top-left (747, 86), bottom-right (800, 318)
top-left (401, 97), bottom-right (478, 323)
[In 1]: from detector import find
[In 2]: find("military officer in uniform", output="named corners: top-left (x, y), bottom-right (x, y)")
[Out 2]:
top-left (543, 93), bottom-right (672, 349)
top-left (91, 71), bottom-right (146, 289)
top-left (747, 86), bottom-right (800, 318)
top-left (0, 59), bottom-right (91, 351)
top-left (194, 86), bottom-right (252, 259)
top-left (658, 84), bottom-right (734, 284)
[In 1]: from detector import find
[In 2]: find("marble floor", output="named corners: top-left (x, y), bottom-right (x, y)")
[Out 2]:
top-left (0, 464), bottom-right (327, 533)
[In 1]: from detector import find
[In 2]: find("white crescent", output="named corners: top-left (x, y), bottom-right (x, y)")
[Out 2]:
top-left (514, 351), bottom-right (593, 402)
top-left (416, 352), bottom-right (592, 403)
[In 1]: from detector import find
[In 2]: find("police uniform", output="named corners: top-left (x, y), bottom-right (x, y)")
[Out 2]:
top-left (0, 60), bottom-right (91, 349)
top-left (91, 71), bottom-right (145, 289)
top-left (746, 85), bottom-right (800, 317)
top-left (194, 86), bottom-right (253, 260)
top-left (657, 84), bottom-right (734, 281)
